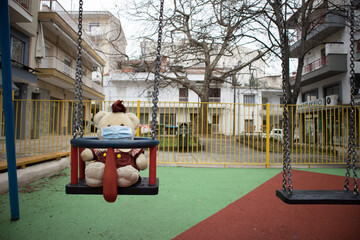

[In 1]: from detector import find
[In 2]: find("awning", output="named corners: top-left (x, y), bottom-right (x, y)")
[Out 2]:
top-left (35, 22), bottom-right (45, 58)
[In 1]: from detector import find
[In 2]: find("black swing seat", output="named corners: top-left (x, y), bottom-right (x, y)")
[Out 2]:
top-left (276, 189), bottom-right (360, 205)
top-left (66, 137), bottom-right (160, 196)
top-left (66, 177), bottom-right (159, 195)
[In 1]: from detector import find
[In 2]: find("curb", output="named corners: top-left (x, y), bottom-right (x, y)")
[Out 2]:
top-left (0, 157), bottom-right (70, 194)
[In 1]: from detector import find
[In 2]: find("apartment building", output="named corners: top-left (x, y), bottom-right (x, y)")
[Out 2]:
top-left (288, 0), bottom-right (360, 144)
top-left (71, 11), bottom-right (127, 76)
top-left (3, 0), bottom-right (106, 138)
top-left (6, 0), bottom-right (40, 95)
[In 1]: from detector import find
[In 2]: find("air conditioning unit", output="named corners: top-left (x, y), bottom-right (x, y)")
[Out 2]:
top-left (326, 95), bottom-right (338, 106)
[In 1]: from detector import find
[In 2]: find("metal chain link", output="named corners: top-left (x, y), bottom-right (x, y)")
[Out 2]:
top-left (151, 0), bottom-right (165, 140)
top-left (344, 0), bottom-right (359, 195)
top-left (73, 0), bottom-right (84, 138)
top-left (278, 0), bottom-right (293, 195)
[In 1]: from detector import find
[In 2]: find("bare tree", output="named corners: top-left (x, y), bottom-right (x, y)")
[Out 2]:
top-left (126, 0), bottom-right (272, 132)
top-left (248, 0), bottom-right (355, 141)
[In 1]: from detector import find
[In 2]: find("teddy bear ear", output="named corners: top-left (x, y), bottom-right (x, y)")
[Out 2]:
top-left (126, 113), bottom-right (140, 130)
top-left (93, 111), bottom-right (107, 126)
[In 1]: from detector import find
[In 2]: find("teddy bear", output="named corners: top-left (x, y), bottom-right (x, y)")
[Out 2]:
top-left (80, 100), bottom-right (148, 188)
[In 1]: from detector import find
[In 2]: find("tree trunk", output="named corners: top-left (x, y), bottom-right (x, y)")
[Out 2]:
top-left (198, 95), bottom-right (210, 135)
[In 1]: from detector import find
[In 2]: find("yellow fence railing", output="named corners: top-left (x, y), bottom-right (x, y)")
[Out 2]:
top-left (0, 99), bottom-right (359, 168)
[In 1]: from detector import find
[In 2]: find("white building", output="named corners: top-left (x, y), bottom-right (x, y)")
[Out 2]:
top-left (103, 56), bottom-right (283, 136)
top-left (288, 0), bottom-right (360, 144)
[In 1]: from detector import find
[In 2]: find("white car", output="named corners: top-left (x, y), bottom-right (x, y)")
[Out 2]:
top-left (270, 129), bottom-right (283, 141)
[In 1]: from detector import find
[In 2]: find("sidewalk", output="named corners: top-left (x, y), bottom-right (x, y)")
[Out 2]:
top-left (0, 157), bottom-right (70, 194)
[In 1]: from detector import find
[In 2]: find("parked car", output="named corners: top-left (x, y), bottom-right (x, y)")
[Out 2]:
top-left (268, 128), bottom-right (301, 141)
top-left (270, 129), bottom-right (283, 141)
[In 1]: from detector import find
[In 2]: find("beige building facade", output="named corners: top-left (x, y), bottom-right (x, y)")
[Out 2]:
top-left (3, 0), bottom-right (106, 139)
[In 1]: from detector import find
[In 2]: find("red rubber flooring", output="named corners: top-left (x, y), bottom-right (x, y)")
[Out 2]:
top-left (174, 170), bottom-right (360, 240)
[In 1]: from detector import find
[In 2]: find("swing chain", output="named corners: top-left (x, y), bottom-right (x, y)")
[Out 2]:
top-left (344, 0), bottom-right (358, 195)
top-left (151, 0), bottom-right (165, 140)
top-left (278, 0), bottom-right (293, 195)
top-left (73, 0), bottom-right (84, 139)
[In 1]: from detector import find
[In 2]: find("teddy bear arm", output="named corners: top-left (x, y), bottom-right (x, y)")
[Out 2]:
top-left (80, 148), bottom-right (95, 161)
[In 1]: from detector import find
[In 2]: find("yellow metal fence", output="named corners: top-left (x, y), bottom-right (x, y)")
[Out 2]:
top-left (0, 99), bottom-right (359, 168)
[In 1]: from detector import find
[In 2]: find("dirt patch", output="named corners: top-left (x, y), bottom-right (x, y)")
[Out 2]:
top-left (48, 172), bottom-right (67, 179)
top-left (18, 184), bottom-right (43, 193)
top-left (18, 172), bottom-right (67, 193)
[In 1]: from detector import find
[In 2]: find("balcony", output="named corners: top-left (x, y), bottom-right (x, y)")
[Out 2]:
top-left (300, 54), bottom-right (347, 86)
top-left (39, 0), bottom-right (105, 67)
top-left (36, 57), bottom-right (104, 100)
top-left (289, 11), bottom-right (345, 58)
top-left (9, 0), bottom-right (32, 23)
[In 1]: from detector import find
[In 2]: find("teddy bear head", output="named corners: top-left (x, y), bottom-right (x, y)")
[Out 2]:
top-left (93, 100), bottom-right (140, 140)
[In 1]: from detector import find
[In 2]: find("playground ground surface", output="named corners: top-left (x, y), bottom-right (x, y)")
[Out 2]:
top-left (0, 166), bottom-right (359, 240)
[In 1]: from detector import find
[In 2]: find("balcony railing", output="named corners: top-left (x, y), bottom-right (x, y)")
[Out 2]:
top-left (303, 56), bottom-right (328, 75)
top-left (14, 0), bottom-right (31, 13)
top-left (37, 56), bottom-right (97, 85)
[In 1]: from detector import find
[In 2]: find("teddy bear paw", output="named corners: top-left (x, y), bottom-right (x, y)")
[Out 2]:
top-left (117, 165), bottom-right (140, 187)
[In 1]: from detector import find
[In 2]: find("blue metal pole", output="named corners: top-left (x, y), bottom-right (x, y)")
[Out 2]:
top-left (0, 0), bottom-right (20, 221)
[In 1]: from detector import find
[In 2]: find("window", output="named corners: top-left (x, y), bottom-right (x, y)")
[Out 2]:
top-left (64, 57), bottom-right (71, 76)
top-left (89, 22), bottom-right (100, 31)
top-left (262, 97), bottom-right (269, 104)
top-left (190, 113), bottom-right (197, 122)
top-left (244, 94), bottom-right (255, 104)
top-left (324, 84), bottom-right (340, 99)
top-left (355, 74), bottom-right (360, 94)
top-left (179, 88), bottom-right (188, 101)
top-left (88, 23), bottom-right (102, 36)
top-left (212, 115), bottom-right (219, 125)
top-left (244, 119), bottom-right (254, 132)
top-left (209, 88), bottom-right (221, 102)
top-left (11, 35), bottom-right (24, 65)
top-left (160, 114), bottom-right (175, 125)
top-left (302, 89), bottom-right (317, 102)
top-left (139, 113), bottom-right (149, 124)
top-left (279, 96), bottom-right (284, 105)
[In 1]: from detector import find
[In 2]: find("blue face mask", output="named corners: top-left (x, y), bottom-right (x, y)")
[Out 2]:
top-left (101, 126), bottom-right (134, 140)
